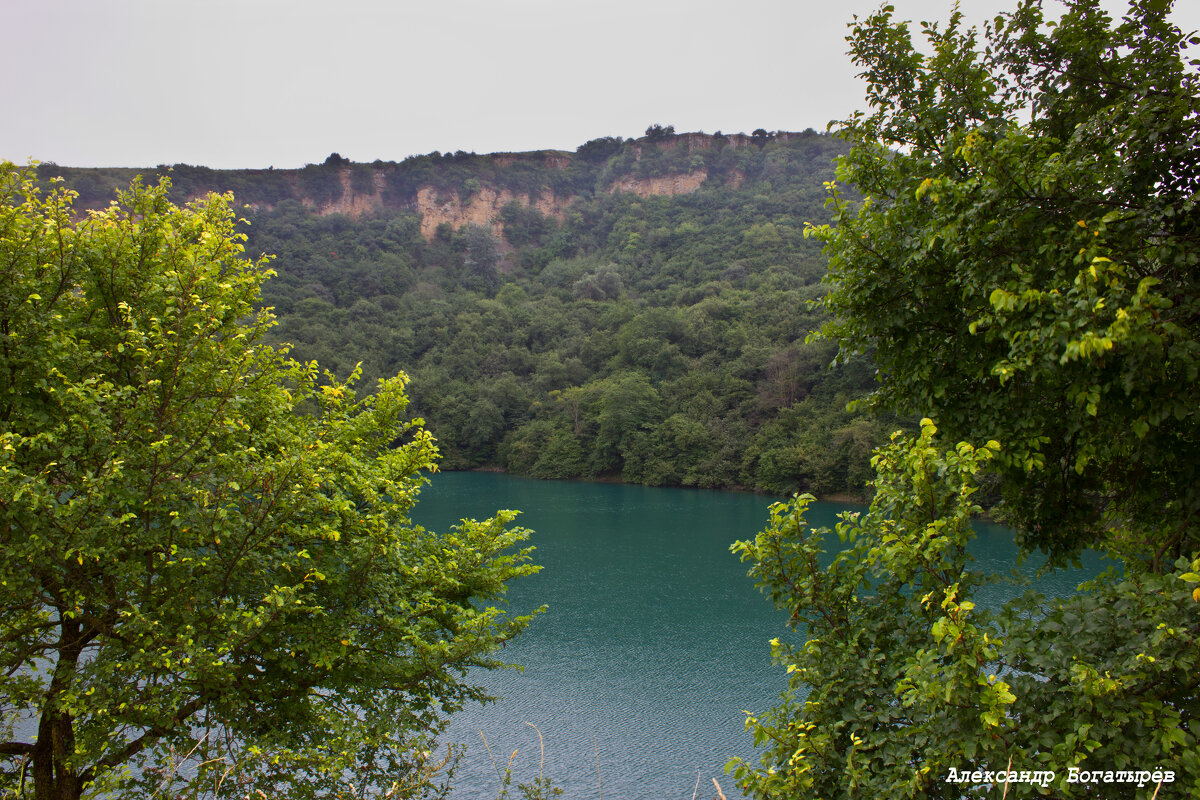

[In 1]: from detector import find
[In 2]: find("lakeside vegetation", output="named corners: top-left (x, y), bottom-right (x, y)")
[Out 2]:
top-left (39, 130), bottom-right (900, 500)
top-left (733, 1), bottom-right (1200, 796)
top-left (7, 0), bottom-right (1198, 797)
top-left (0, 169), bottom-right (545, 799)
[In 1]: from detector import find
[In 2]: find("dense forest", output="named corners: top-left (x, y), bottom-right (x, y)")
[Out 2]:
top-left (39, 129), bottom-right (900, 497)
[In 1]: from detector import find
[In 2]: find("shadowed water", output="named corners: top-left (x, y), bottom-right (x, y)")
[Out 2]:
top-left (413, 472), bottom-right (1102, 800)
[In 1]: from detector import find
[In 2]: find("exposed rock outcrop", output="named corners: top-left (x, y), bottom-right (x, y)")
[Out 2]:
top-left (605, 171), bottom-right (708, 198)
top-left (64, 130), bottom-right (808, 240)
top-left (415, 186), bottom-right (571, 240)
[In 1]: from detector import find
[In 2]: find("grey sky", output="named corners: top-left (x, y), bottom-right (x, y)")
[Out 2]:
top-left (3, 0), bottom-right (1197, 169)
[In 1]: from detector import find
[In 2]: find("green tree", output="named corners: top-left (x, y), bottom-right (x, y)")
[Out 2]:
top-left (643, 124), bottom-right (675, 141)
top-left (812, 0), bottom-right (1200, 564)
top-left (591, 374), bottom-right (662, 477)
top-left (42, 128), bottom-right (875, 497)
top-left (575, 136), bottom-right (624, 163)
top-left (733, 424), bottom-right (1010, 798)
top-left (734, 425), bottom-right (1200, 798)
top-left (0, 167), bottom-right (539, 800)
top-left (463, 224), bottom-right (501, 294)
top-left (733, 1), bottom-right (1200, 797)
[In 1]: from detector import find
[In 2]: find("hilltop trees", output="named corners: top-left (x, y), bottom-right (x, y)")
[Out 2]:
top-left (733, 1), bottom-right (1200, 796)
top-left (36, 131), bottom-right (887, 497)
top-left (575, 136), bottom-right (624, 162)
top-left (224, 131), bottom-right (883, 496)
top-left (644, 123), bottom-right (676, 140)
top-left (0, 167), bottom-right (539, 800)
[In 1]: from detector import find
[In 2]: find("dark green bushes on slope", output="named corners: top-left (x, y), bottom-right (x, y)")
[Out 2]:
top-left (38, 132), bottom-right (896, 498)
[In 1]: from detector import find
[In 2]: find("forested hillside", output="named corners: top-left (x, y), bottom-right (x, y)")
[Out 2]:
top-left (39, 129), bottom-right (901, 497)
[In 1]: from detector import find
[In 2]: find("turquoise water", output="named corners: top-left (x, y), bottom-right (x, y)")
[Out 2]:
top-left (413, 471), bottom-right (1100, 800)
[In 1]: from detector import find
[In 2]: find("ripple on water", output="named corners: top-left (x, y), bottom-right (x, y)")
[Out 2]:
top-left (415, 472), bottom-right (1100, 800)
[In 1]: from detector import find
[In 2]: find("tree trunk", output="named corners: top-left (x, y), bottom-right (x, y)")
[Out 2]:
top-left (32, 617), bottom-right (84, 800)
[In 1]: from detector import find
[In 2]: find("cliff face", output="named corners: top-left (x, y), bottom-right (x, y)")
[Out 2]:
top-left (411, 170), bottom-right (722, 239)
top-left (605, 170), bottom-right (707, 198)
top-left (414, 185), bottom-right (571, 239)
top-left (270, 163), bottom-right (716, 240)
top-left (41, 129), bottom-right (810, 242)
top-left (300, 131), bottom-right (765, 240)
top-left (301, 169), bottom-right (388, 217)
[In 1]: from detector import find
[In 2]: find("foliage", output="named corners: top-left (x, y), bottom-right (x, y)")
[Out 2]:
top-left (299, 162), bottom-right (345, 208)
top-left (35, 131), bottom-right (891, 499)
top-left (575, 136), bottom-right (625, 163)
top-left (0, 166), bottom-right (540, 800)
top-left (644, 124), bottom-right (676, 140)
top-left (462, 225), bottom-right (501, 294)
top-left (809, 0), bottom-right (1200, 563)
top-left (481, 725), bottom-right (564, 800)
top-left (258, 133), bottom-right (886, 494)
top-left (734, 1), bottom-right (1200, 797)
top-left (731, 422), bottom-right (1200, 798)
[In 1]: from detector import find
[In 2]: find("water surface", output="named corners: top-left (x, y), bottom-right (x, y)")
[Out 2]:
top-left (413, 472), bottom-right (1098, 800)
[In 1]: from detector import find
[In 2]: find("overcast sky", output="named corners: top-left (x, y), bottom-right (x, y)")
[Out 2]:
top-left (3, 0), bottom-right (1197, 169)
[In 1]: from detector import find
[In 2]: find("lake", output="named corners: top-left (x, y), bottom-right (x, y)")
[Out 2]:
top-left (413, 471), bottom-right (1101, 800)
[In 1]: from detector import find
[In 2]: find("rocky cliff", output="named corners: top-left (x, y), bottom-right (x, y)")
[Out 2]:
top-left (37, 129), bottom-right (814, 243)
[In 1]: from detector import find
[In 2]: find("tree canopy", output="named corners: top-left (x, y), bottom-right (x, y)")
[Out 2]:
top-left (0, 166), bottom-right (539, 800)
top-left (732, 1), bottom-right (1200, 796)
top-left (38, 132), bottom-right (892, 501)
top-left (814, 0), bottom-right (1200, 564)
